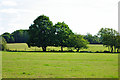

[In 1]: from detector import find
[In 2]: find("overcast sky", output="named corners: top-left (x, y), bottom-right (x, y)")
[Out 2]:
top-left (0, 0), bottom-right (119, 35)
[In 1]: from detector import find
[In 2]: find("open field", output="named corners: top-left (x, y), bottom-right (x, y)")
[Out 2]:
top-left (2, 51), bottom-right (118, 78)
top-left (2, 43), bottom-right (118, 78)
top-left (6, 43), bottom-right (108, 52)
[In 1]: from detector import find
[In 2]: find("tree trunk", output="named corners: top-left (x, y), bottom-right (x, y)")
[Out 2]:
top-left (61, 46), bottom-right (63, 51)
top-left (111, 47), bottom-right (113, 53)
top-left (77, 48), bottom-right (79, 52)
top-left (42, 46), bottom-right (47, 52)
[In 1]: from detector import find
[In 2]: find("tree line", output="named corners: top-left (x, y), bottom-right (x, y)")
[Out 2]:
top-left (1, 15), bottom-right (120, 52)
top-left (1, 30), bottom-right (29, 43)
top-left (1, 29), bottom-right (102, 44)
top-left (27, 15), bottom-right (88, 52)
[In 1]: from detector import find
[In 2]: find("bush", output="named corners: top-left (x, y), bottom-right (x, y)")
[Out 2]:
top-left (0, 36), bottom-right (7, 51)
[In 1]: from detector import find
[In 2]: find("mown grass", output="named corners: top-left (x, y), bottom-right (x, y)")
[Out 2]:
top-left (6, 43), bottom-right (108, 52)
top-left (2, 43), bottom-right (117, 78)
top-left (2, 51), bottom-right (118, 78)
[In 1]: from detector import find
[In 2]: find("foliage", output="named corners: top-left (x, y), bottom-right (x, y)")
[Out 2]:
top-left (2, 32), bottom-right (14, 43)
top-left (53, 22), bottom-right (74, 51)
top-left (114, 34), bottom-right (120, 52)
top-left (84, 33), bottom-right (101, 44)
top-left (27, 15), bottom-right (54, 51)
top-left (2, 30), bottom-right (29, 43)
top-left (0, 36), bottom-right (7, 51)
top-left (12, 29), bottom-right (29, 43)
top-left (98, 28), bottom-right (118, 52)
top-left (68, 34), bottom-right (89, 52)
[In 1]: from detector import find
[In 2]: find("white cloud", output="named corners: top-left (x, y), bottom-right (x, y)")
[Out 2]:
top-left (0, 0), bottom-right (119, 35)
top-left (0, 8), bottom-right (18, 13)
top-left (0, 1), bottom-right (17, 7)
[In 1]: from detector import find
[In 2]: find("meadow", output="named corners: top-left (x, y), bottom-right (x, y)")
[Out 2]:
top-left (6, 43), bottom-right (108, 52)
top-left (2, 43), bottom-right (118, 78)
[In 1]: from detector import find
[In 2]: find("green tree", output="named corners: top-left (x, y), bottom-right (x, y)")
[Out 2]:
top-left (2, 32), bottom-right (14, 43)
top-left (12, 29), bottom-right (29, 43)
top-left (114, 34), bottom-right (120, 52)
top-left (98, 28), bottom-right (118, 52)
top-left (0, 36), bottom-right (7, 51)
top-left (27, 15), bottom-right (54, 51)
top-left (68, 34), bottom-right (89, 52)
top-left (53, 22), bottom-right (74, 51)
top-left (92, 35), bottom-right (102, 44)
top-left (84, 33), bottom-right (93, 43)
top-left (84, 33), bottom-right (101, 44)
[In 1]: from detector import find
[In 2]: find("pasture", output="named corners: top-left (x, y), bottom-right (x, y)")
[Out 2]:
top-left (2, 43), bottom-right (118, 78)
top-left (2, 51), bottom-right (118, 78)
top-left (6, 43), bottom-right (108, 52)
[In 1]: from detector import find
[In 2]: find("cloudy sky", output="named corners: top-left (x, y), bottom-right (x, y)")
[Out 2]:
top-left (0, 0), bottom-right (119, 35)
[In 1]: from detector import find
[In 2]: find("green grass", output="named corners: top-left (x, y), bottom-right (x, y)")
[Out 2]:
top-left (2, 43), bottom-right (117, 78)
top-left (2, 51), bottom-right (118, 78)
top-left (6, 43), bottom-right (108, 52)
top-left (81, 44), bottom-right (108, 52)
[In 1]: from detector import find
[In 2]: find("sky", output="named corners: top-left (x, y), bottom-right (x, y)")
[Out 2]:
top-left (0, 0), bottom-right (119, 35)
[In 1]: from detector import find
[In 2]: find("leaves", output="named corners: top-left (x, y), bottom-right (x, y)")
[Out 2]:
top-left (28, 15), bottom-right (54, 51)
top-left (98, 28), bottom-right (119, 52)
top-left (0, 36), bottom-right (7, 51)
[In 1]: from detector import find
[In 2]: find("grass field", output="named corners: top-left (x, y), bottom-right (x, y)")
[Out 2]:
top-left (6, 43), bottom-right (108, 52)
top-left (2, 51), bottom-right (118, 78)
top-left (2, 43), bottom-right (118, 78)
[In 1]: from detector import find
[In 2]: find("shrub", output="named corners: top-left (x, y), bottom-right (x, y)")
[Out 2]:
top-left (0, 36), bottom-right (7, 51)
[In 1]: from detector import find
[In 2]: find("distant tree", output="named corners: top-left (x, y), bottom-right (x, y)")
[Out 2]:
top-left (68, 34), bottom-right (89, 52)
top-left (84, 33), bottom-right (101, 44)
top-left (0, 36), bottom-right (7, 51)
top-left (2, 32), bottom-right (14, 43)
top-left (92, 35), bottom-right (102, 44)
top-left (27, 15), bottom-right (55, 51)
top-left (12, 30), bottom-right (29, 43)
top-left (53, 22), bottom-right (74, 51)
top-left (84, 33), bottom-right (93, 43)
top-left (98, 28), bottom-right (118, 52)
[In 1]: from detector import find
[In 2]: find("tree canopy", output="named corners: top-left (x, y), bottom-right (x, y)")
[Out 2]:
top-left (2, 30), bottom-right (29, 43)
top-left (12, 29), bottom-right (29, 43)
top-left (27, 15), bottom-right (54, 51)
top-left (98, 28), bottom-right (119, 52)
top-left (2, 32), bottom-right (14, 43)
top-left (84, 33), bottom-right (101, 44)
top-left (27, 15), bottom-right (88, 52)
top-left (68, 34), bottom-right (89, 52)
top-left (53, 22), bottom-right (74, 51)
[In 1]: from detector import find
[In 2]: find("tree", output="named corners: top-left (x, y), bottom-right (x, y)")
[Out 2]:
top-left (0, 36), bottom-right (7, 51)
top-left (27, 15), bottom-right (55, 51)
top-left (92, 35), bottom-right (102, 44)
top-left (84, 33), bottom-right (101, 44)
top-left (68, 34), bottom-right (89, 52)
top-left (98, 28), bottom-right (118, 52)
top-left (84, 33), bottom-right (93, 43)
top-left (2, 32), bottom-right (14, 43)
top-left (12, 29), bottom-right (29, 43)
top-left (53, 22), bottom-right (74, 51)
top-left (114, 34), bottom-right (120, 52)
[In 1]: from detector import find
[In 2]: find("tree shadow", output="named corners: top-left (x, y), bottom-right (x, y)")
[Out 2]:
top-left (5, 50), bottom-right (120, 54)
